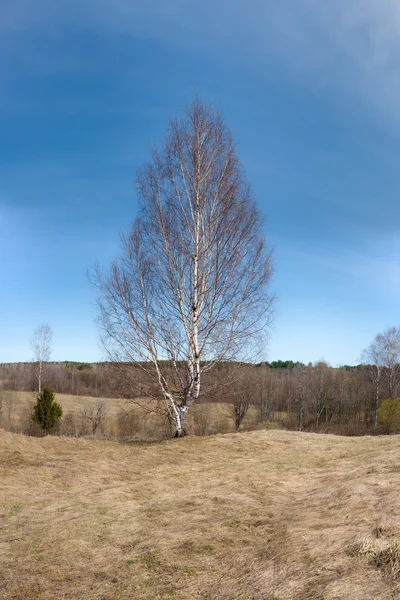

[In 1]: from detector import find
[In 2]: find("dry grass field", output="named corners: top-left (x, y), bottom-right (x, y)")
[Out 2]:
top-left (2, 429), bottom-right (400, 599)
top-left (0, 391), bottom-right (132, 429)
top-left (0, 391), bottom-right (263, 438)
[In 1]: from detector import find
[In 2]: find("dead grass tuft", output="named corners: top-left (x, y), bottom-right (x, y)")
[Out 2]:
top-left (349, 523), bottom-right (400, 582)
top-left (373, 543), bottom-right (400, 579)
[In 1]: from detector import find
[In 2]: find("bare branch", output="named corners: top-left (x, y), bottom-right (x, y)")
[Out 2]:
top-left (93, 98), bottom-right (274, 436)
top-left (30, 323), bottom-right (53, 394)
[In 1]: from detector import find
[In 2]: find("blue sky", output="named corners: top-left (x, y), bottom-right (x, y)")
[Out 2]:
top-left (2, 0), bottom-right (400, 365)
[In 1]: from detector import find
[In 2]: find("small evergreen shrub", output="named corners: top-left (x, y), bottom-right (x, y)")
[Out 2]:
top-left (32, 387), bottom-right (62, 434)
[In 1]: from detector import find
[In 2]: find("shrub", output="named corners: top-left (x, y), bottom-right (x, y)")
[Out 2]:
top-left (32, 387), bottom-right (62, 434)
top-left (378, 398), bottom-right (400, 433)
top-left (60, 413), bottom-right (79, 437)
top-left (117, 408), bottom-right (142, 438)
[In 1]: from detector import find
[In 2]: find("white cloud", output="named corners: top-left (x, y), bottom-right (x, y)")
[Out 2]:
top-left (104, 0), bottom-right (400, 126)
top-left (259, 2), bottom-right (400, 119)
top-left (3, 1), bottom-right (400, 124)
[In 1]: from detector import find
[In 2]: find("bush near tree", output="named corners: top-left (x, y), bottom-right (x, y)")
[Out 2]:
top-left (378, 398), bottom-right (400, 434)
top-left (32, 387), bottom-right (62, 434)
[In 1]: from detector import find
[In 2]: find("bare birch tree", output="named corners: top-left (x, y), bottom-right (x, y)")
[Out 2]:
top-left (30, 323), bottom-right (53, 393)
top-left (94, 98), bottom-right (274, 437)
top-left (361, 332), bottom-right (386, 431)
top-left (382, 326), bottom-right (400, 399)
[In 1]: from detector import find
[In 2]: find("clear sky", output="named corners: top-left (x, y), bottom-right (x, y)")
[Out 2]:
top-left (2, 0), bottom-right (400, 366)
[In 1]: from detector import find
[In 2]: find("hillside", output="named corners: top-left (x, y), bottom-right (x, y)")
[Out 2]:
top-left (1, 429), bottom-right (400, 599)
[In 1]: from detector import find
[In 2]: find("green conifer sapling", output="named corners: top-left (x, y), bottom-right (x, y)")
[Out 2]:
top-left (32, 387), bottom-right (62, 434)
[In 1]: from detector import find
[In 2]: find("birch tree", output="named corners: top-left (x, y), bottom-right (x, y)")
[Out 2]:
top-left (382, 326), bottom-right (400, 399)
top-left (30, 323), bottom-right (53, 394)
top-left (94, 98), bottom-right (274, 437)
top-left (361, 332), bottom-right (386, 431)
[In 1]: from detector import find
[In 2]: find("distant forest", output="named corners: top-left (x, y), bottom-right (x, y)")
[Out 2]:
top-left (1, 359), bottom-right (399, 436)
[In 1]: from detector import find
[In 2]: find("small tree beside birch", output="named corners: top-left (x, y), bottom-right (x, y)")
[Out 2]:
top-left (231, 368), bottom-right (253, 432)
top-left (94, 98), bottom-right (274, 437)
top-left (30, 323), bottom-right (53, 393)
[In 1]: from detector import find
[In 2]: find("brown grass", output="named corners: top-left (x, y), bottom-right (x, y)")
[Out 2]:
top-left (0, 391), bottom-right (130, 423)
top-left (0, 391), bottom-right (266, 438)
top-left (1, 429), bottom-right (400, 599)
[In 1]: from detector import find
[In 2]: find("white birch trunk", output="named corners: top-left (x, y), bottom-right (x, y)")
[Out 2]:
top-left (94, 99), bottom-right (274, 437)
top-left (38, 361), bottom-right (42, 394)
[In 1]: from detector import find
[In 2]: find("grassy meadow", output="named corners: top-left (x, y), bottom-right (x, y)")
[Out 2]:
top-left (1, 428), bottom-right (400, 599)
top-left (0, 391), bottom-right (266, 439)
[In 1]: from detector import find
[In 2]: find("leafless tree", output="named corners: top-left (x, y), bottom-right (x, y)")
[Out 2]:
top-left (382, 326), bottom-right (400, 399)
top-left (232, 391), bottom-right (251, 432)
top-left (254, 364), bottom-right (276, 422)
top-left (309, 361), bottom-right (335, 430)
top-left (361, 333), bottom-right (386, 431)
top-left (231, 368), bottom-right (253, 432)
top-left (93, 98), bottom-right (274, 437)
top-left (30, 323), bottom-right (53, 393)
top-left (82, 401), bottom-right (108, 435)
top-left (293, 366), bottom-right (309, 432)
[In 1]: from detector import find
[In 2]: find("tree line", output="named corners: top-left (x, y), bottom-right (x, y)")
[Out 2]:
top-left (2, 351), bottom-right (400, 436)
top-left (0, 361), bottom-right (115, 398)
